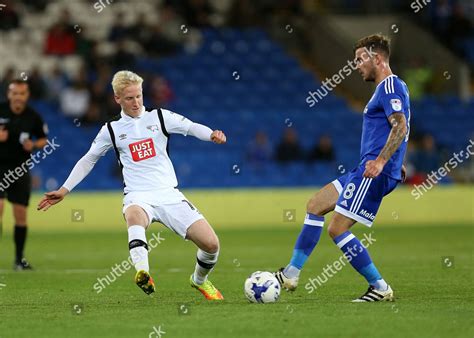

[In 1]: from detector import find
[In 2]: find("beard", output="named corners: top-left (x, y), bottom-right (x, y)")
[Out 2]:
top-left (363, 69), bottom-right (376, 82)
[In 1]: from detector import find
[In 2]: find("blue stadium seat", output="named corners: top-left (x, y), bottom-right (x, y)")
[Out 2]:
top-left (30, 29), bottom-right (470, 190)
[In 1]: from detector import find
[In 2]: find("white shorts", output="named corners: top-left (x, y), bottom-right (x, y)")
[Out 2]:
top-left (122, 190), bottom-right (205, 239)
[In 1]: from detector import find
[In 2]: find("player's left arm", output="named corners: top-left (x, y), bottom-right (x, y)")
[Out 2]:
top-left (189, 123), bottom-right (226, 144)
top-left (162, 109), bottom-right (226, 144)
top-left (364, 114), bottom-right (407, 178)
top-left (364, 80), bottom-right (410, 179)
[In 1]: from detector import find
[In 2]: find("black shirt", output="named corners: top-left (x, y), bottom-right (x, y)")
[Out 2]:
top-left (0, 102), bottom-right (48, 166)
top-left (275, 142), bottom-right (304, 163)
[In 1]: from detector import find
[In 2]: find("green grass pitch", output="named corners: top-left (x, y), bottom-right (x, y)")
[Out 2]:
top-left (0, 187), bottom-right (472, 337)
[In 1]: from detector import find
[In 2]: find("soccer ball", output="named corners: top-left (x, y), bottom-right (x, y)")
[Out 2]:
top-left (244, 271), bottom-right (281, 303)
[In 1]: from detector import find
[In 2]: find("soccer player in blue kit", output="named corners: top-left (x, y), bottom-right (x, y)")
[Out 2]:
top-left (275, 34), bottom-right (411, 302)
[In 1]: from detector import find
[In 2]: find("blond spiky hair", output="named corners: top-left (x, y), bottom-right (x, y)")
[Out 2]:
top-left (111, 70), bottom-right (143, 95)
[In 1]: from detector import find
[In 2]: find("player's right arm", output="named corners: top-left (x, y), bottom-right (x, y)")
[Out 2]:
top-left (37, 125), bottom-right (112, 211)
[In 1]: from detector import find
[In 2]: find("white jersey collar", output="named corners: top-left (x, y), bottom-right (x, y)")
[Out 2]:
top-left (376, 74), bottom-right (397, 88)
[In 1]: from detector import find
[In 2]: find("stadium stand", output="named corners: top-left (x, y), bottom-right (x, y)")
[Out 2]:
top-left (0, 0), bottom-right (472, 190)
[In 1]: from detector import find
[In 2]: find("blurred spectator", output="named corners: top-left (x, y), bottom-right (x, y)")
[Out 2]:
top-left (45, 24), bottom-right (76, 55)
top-left (423, 0), bottom-right (474, 61)
top-left (181, 0), bottom-right (214, 28)
top-left (76, 26), bottom-right (95, 59)
top-left (87, 65), bottom-right (113, 123)
top-left (59, 74), bottom-right (90, 118)
top-left (84, 41), bottom-right (109, 73)
top-left (431, 0), bottom-right (453, 41)
top-left (105, 94), bottom-right (120, 118)
top-left (112, 40), bottom-right (136, 69)
top-left (22, 0), bottom-right (48, 12)
top-left (307, 135), bottom-right (335, 162)
top-left (128, 13), bottom-right (151, 48)
top-left (447, 4), bottom-right (472, 54)
top-left (146, 75), bottom-right (174, 107)
top-left (108, 13), bottom-right (130, 42)
top-left (82, 102), bottom-right (103, 125)
top-left (92, 63), bottom-right (113, 97)
top-left (228, 0), bottom-right (260, 27)
top-left (144, 23), bottom-right (180, 56)
top-left (158, 5), bottom-right (185, 43)
top-left (154, 4), bottom-right (198, 54)
top-left (410, 134), bottom-right (441, 177)
top-left (0, 67), bottom-right (15, 100)
top-left (246, 131), bottom-right (272, 166)
top-left (27, 67), bottom-right (47, 100)
top-left (45, 66), bottom-right (69, 103)
top-left (402, 57), bottom-right (432, 100)
top-left (0, 0), bottom-right (20, 31)
top-left (44, 10), bottom-right (76, 55)
top-left (228, 0), bottom-right (295, 27)
top-left (275, 128), bottom-right (304, 162)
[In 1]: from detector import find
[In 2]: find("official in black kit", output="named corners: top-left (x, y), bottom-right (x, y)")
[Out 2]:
top-left (0, 79), bottom-right (48, 270)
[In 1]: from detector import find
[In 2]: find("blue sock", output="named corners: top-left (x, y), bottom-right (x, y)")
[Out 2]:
top-left (333, 231), bottom-right (387, 290)
top-left (284, 213), bottom-right (324, 277)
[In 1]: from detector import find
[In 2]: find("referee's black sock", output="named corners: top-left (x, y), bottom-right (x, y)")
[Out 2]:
top-left (14, 225), bottom-right (27, 262)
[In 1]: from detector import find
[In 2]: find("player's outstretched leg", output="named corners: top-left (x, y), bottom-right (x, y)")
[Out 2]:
top-left (186, 219), bottom-right (223, 300)
top-left (275, 183), bottom-right (339, 291)
top-left (328, 212), bottom-right (393, 302)
top-left (125, 206), bottom-right (155, 295)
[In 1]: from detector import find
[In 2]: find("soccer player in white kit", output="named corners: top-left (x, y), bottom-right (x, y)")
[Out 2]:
top-left (37, 71), bottom-right (227, 300)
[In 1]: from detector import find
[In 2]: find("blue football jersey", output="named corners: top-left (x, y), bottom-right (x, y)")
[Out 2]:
top-left (360, 75), bottom-right (411, 180)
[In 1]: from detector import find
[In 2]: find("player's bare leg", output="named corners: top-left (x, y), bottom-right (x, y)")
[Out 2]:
top-left (327, 211), bottom-right (356, 239)
top-left (12, 203), bottom-right (32, 270)
top-left (186, 219), bottom-right (224, 300)
top-left (275, 183), bottom-right (339, 291)
top-left (306, 182), bottom-right (340, 216)
top-left (124, 205), bottom-right (155, 295)
top-left (328, 212), bottom-right (393, 302)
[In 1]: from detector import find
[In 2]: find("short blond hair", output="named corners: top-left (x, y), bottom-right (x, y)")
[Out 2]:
top-left (111, 70), bottom-right (143, 95)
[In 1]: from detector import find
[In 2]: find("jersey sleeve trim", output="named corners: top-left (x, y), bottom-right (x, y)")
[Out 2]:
top-left (383, 76), bottom-right (395, 94)
top-left (379, 77), bottom-right (406, 118)
top-left (155, 108), bottom-right (171, 156)
top-left (106, 120), bottom-right (124, 170)
top-left (157, 108), bottom-right (169, 138)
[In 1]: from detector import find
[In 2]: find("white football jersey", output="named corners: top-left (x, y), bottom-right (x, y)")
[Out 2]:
top-left (90, 107), bottom-right (192, 195)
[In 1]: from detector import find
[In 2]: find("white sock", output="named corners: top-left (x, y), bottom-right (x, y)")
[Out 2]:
top-left (283, 265), bottom-right (301, 279)
top-left (128, 225), bottom-right (149, 272)
top-left (193, 249), bottom-right (219, 285)
top-left (372, 279), bottom-right (389, 291)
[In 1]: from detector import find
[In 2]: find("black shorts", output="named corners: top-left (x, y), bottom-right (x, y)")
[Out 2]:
top-left (0, 166), bottom-right (31, 206)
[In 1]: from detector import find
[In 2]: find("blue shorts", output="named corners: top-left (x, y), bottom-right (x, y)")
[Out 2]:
top-left (332, 164), bottom-right (399, 227)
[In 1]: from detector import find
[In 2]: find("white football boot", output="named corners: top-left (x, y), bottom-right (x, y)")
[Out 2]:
top-left (274, 268), bottom-right (299, 291)
top-left (352, 285), bottom-right (394, 302)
